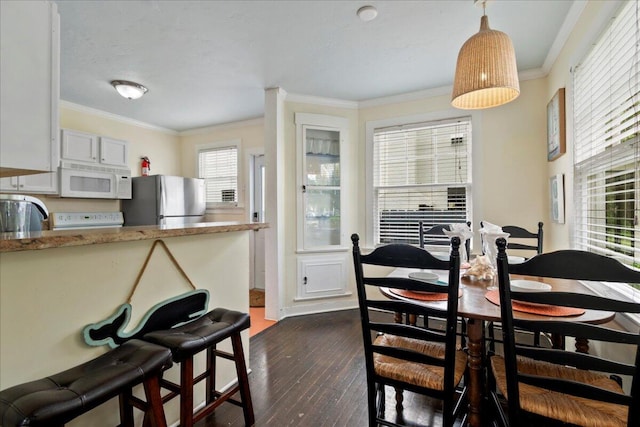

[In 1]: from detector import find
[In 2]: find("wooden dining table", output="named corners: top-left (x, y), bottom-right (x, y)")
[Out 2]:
top-left (382, 267), bottom-right (615, 427)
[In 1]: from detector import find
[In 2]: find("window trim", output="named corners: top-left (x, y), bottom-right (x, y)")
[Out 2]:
top-left (365, 109), bottom-right (481, 248)
top-left (195, 139), bottom-right (243, 210)
top-left (569, 0), bottom-right (640, 328)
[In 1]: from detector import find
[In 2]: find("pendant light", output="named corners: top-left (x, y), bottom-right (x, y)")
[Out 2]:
top-left (451, 1), bottom-right (519, 109)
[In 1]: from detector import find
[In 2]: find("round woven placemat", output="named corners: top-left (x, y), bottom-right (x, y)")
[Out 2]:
top-left (390, 288), bottom-right (462, 301)
top-left (485, 289), bottom-right (585, 317)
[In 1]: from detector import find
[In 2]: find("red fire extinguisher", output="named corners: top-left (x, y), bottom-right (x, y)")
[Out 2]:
top-left (141, 157), bottom-right (150, 176)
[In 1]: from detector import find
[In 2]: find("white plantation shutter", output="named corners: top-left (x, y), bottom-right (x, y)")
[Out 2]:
top-left (198, 145), bottom-right (238, 206)
top-left (373, 117), bottom-right (472, 245)
top-left (573, 0), bottom-right (639, 270)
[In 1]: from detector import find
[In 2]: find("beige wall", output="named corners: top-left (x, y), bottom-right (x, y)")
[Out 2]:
top-left (357, 78), bottom-right (549, 254)
top-left (544, 0), bottom-right (620, 250)
top-left (0, 231), bottom-right (251, 426)
top-left (179, 119), bottom-right (264, 222)
top-left (36, 104), bottom-right (181, 215)
top-left (24, 0), bottom-right (619, 320)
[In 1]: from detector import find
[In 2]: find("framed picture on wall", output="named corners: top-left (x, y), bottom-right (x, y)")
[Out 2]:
top-left (547, 88), bottom-right (566, 161)
top-left (550, 174), bottom-right (565, 223)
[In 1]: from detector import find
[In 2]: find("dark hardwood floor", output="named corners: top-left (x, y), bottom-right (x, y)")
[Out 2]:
top-left (196, 309), bottom-right (466, 427)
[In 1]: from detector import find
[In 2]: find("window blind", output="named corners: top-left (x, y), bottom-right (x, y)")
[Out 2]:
top-left (198, 146), bottom-right (238, 205)
top-left (573, 0), bottom-right (639, 270)
top-left (372, 118), bottom-right (472, 245)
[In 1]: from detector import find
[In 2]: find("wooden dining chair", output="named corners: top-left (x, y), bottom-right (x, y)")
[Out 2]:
top-left (489, 237), bottom-right (640, 427)
top-left (418, 221), bottom-right (472, 260)
top-left (480, 221), bottom-right (543, 256)
top-left (481, 221), bottom-right (545, 351)
top-left (351, 234), bottom-right (468, 427)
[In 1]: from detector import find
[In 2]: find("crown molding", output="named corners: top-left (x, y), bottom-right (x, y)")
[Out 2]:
top-left (60, 100), bottom-right (178, 134)
top-left (357, 67), bottom-right (546, 109)
top-left (358, 86), bottom-right (452, 109)
top-left (286, 93), bottom-right (359, 109)
top-left (542, 0), bottom-right (588, 73)
top-left (178, 117), bottom-right (265, 136)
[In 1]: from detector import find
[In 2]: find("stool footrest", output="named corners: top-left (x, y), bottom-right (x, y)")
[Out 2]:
top-left (159, 378), bottom-right (181, 395)
top-left (210, 390), bottom-right (244, 408)
top-left (212, 348), bottom-right (235, 361)
top-left (193, 384), bottom-right (241, 424)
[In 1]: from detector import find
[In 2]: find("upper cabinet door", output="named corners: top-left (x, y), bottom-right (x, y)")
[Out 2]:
top-left (99, 137), bottom-right (128, 167)
top-left (61, 129), bottom-right (99, 163)
top-left (0, 0), bottom-right (59, 176)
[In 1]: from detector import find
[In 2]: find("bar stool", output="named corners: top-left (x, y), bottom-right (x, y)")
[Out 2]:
top-left (143, 307), bottom-right (254, 427)
top-left (0, 339), bottom-right (172, 427)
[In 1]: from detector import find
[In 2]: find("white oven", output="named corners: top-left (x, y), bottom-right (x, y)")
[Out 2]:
top-left (51, 212), bottom-right (124, 230)
top-left (59, 161), bottom-right (131, 199)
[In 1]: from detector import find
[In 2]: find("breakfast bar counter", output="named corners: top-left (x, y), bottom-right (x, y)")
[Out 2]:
top-left (0, 221), bottom-right (268, 252)
top-left (0, 221), bottom-right (267, 426)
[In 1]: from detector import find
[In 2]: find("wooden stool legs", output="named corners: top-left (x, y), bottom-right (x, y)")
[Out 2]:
top-left (170, 331), bottom-right (254, 427)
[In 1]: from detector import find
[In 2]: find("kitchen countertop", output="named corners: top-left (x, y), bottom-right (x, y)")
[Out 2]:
top-left (0, 221), bottom-right (268, 252)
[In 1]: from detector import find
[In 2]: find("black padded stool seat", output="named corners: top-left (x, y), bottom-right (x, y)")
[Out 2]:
top-left (0, 339), bottom-right (172, 427)
top-left (143, 308), bottom-right (254, 427)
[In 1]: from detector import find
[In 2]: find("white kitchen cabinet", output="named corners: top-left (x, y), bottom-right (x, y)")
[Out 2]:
top-left (61, 129), bottom-right (129, 167)
top-left (296, 255), bottom-right (350, 300)
top-left (0, 1), bottom-right (59, 177)
top-left (61, 129), bottom-right (99, 163)
top-left (295, 113), bottom-right (348, 252)
top-left (99, 137), bottom-right (128, 167)
top-left (0, 171), bottom-right (57, 194)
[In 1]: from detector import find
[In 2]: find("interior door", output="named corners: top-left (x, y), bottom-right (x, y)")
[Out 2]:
top-left (252, 154), bottom-right (266, 289)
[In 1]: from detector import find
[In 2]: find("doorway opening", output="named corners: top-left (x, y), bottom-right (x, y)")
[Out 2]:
top-left (249, 153), bottom-right (274, 336)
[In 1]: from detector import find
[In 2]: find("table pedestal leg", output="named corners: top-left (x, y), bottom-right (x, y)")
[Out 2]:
top-left (466, 318), bottom-right (484, 427)
top-left (575, 337), bottom-right (589, 354)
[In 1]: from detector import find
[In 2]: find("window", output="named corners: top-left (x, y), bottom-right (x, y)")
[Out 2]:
top-left (369, 117), bottom-right (472, 245)
top-left (573, 1), bottom-right (639, 285)
top-left (197, 141), bottom-right (239, 207)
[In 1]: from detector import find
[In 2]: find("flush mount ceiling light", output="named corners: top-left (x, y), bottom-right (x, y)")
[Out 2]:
top-left (357, 5), bottom-right (378, 22)
top-left (451, 0), bottom-right (520, 109)
top-left (110, 80), bottom-right (148, 100)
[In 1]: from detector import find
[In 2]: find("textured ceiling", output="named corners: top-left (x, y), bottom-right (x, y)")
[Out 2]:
top-left (55, 0), bottom-right (576, 132)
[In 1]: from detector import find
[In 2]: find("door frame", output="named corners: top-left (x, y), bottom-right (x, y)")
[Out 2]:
top-left (246, 148), bottom-right (265, 290)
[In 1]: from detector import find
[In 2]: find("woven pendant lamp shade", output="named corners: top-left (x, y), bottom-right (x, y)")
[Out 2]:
top-left (451, 15), bottom-right (520, 109)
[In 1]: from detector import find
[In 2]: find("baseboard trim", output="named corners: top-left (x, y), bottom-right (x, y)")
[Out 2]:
top-left (281, 300), bottom-right (358, 319)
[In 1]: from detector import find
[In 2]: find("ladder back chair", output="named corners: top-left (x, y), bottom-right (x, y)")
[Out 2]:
top-left (351, 234), bottom-right (468, 427)
top-left (480, 221), bottom-right (543, 256)
top-left (419, 221), bottom-right (472, 260)
top-left (481, 221), bottom-right (545, 351)
top-left (489, 238), bottom-right (640, 427)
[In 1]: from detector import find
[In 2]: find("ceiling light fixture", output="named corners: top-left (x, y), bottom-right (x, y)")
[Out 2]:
top-left (110, 80), bottom-right (148, 100)
top-left (357, 5), bottom-right (378, 22)
top-left (451, 0), bottom-right (519, 109)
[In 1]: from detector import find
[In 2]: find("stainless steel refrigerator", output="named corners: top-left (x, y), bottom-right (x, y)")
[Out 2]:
top-left (121, 175), bottom-right (206, 226)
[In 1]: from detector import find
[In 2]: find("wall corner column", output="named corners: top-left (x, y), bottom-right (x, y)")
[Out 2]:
top-left (263, 87), bottom-right (286, 320)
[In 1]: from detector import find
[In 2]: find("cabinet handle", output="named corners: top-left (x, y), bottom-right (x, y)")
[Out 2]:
top-left (302, 185), bottom-right (306, 193)
top-left (303, 276), bottom-right (307, 285)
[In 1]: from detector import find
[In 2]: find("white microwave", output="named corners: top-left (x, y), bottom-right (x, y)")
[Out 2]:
top-left (59, 161), bottom-right (132, 199)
